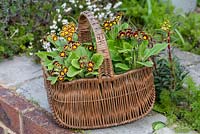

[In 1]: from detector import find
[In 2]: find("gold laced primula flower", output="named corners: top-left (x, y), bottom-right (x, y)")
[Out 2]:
top-left (53, 61), bottom-right (61, 68)
top-left (88, 61), bottom-right (94, 68)
top-left (87, 67), bottom-right (93, 72)
top-left (142, 34), bottom-right (148, 40)
top-left (59, 51), bottom-right (66, 57)
top-left (60, 31), bottom-right (65, 37)
top-left (88, 45), bottom-right (94, 51)
top-left (125, 29), bottom-right (132, 38)
top-left (62, 25), bottom-right (69, 31)
top-left (79, 62), bottom-right (85, 69)
top-left (66, 36), bottom-right (72, 42)
top-left (117, 30), bottom-right (126, 38)
top-left (72, 43), bottom-right (78, 50)
top-left (60, 71), bottom-right (65, 76)
top-left (132, 31), bottom-right (138, 38)
top-left (64, 45), bottom-right (69, 50)
top-left (52, 34), bottom-right (58, 41)
top-left (58, 76), bottom-right (64, 81)
top-left (103, 20), bottom-right (111, 31)
top-left (63, 67), bottom-right (68, 73)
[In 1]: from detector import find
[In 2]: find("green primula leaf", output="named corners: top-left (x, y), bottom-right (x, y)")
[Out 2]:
top-left (152, 121), bottom-right (166, 131)
top-left (91, 53), bottom-right (104, 69)
top-left (107, 40), bottom-right (116, 51)
top-left (137, 61), bottom-right (154, 67)
top-left (47, 63), bottom-right (54, 70)
top-left (67, 52), bottom-right (79, 61)
top-left (36, 51), bottom-right (58, 61)
top-left (144, 43), bottom-right (168, 60)
top-left (47, 76), bottom-right (58, 85)
top-left (110, 50), bottom-right (122, 61)
top-left (121, 23), bottom-right (129, 30)
top-left (46, 35), bottom-right (66, 48)
top-left (67, 66), bottom-right (82, 77)
top-left (43, 59), bottom-right (52, 66)
top-left (115, 63), bottom-right (130, 71)
top-left (123, 41), bottom-right (132, 49)
top-left (55, 38), bottom-right (67, 47)
top-left (85, 71), bottom-right (99, 77)
top-left (118, 49), bottom-right (131, 53)
top-left (74, 46), bottom-right (88, 57)
top-left (71, 59), bottom-right (80, 69)
top-left (73, 34), bottom-right (78, 41)
top-left (138, 40), bottom-right (149, 60)
top-left (54, 56), bottom-right (64, 64)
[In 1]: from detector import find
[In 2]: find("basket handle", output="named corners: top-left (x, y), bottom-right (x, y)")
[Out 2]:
top-left (78, 11), bottom-right (114, 78)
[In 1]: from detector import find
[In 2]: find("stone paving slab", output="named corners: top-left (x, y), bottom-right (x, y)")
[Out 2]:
top-left (0, 56), bottom-right (42, 89)
top-left (173, 48), bottom-right (200, 85)
top-left (85, 112), bottom-right (166, 134)
top-left (0, 49), bottom-right (200, 134)
top-left (16, 77), bottom-right (50, 112)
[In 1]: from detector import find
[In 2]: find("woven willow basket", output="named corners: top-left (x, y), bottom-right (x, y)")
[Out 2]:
top-left (43, 11), bottom-right (155, 129)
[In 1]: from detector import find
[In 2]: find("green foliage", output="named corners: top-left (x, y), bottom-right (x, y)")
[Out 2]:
top-left (120, 0), bottom-right (174, 29)
top-left (154, 75), bottom-right (200, 132)
top-left (106, 22), bottom-right (167, 74)
top-left (152, 121), bottom-right (166, 132)
top-left (175, 13), bottom-right (200, 55)
top-left (153, 54), bottom-right (188, 101)
top-left (37, 33), bottom-right (104, 84)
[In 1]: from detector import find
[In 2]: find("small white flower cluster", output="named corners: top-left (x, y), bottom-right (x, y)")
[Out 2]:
top-left (86, 0), bottom-right (122, 20)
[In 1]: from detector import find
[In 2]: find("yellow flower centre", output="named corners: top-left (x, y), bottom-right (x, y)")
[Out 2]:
top-left (60, 52), bottom-right (65, 57)
top-left (88, 62), bottom-right (94, 67)
top-left (60, 71), bottom-right (65, 76)
top-left (52, 35), bottom-right (58, 41)
top-left (63, 68), bottom-right (68, 73)
top-left (60, 31), bottom-right (65, 37)
top-left (87, 67), bottom-right (93, 72)
top-left (58, 76), bottom-right (64, 81)
top-left (64, 45), bottom-right (68, 50)
top-left (72, 44), bottom-right (77, 50)
top-left (67, 36), bottom-right (72, 41)
top-left (62, 25), bottom-right (68, 31)
top-left (143, 35), bottom-right (147, 40)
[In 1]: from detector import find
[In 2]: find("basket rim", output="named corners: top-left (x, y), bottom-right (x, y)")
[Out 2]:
top-left (43, 65), bottom-right (152, 85)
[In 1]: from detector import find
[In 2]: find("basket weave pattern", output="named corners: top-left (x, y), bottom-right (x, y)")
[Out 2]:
top-left (43, 11), bottom-right (155, 129)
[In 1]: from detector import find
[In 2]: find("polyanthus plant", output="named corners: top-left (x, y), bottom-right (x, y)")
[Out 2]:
top-left (37, 23), bottom-right (104, 84)
top-left (102, 13), bottom-right (168, 74)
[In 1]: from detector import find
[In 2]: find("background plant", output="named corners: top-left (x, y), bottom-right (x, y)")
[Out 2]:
top-left (0, 0), bottom-right (122, 61)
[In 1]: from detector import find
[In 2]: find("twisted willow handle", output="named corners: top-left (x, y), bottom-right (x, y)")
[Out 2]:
top-left (78, 11), bottom-right (114, 78)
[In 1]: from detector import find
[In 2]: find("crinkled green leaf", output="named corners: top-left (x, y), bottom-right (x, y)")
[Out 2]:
top-left (47, 76), bottom-right (58, 85)
top-left (74, 46), bottom-right (88, 57)
top-left (110, 50), bottom-right (122, 61)
top-left (115, 63), bottom-right (130, 71)
top-left (85, 71), bottom-right (99, 77)
top-left (144, 43), bottom-right (168, 60)
top-left (137, 61), bottom-right (153, 67)
top-left (71, 59), bottom-right (80, 69)
top-left (91, 53), bottom-right (104, 69)
top-left (67, 66), bottom-right (82, 77)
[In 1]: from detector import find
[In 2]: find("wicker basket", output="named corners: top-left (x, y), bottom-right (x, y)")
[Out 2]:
top-left (43, 11), bottom-right (155, 129)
